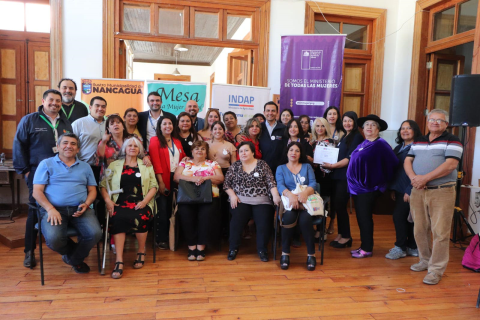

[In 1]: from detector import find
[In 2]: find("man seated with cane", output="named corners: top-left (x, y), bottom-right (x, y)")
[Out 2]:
top-left (32, 132), bottom-right (102, 273)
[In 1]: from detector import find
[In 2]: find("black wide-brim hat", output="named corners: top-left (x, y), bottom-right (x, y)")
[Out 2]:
top-left (357, 114), bottom-right (388, 132)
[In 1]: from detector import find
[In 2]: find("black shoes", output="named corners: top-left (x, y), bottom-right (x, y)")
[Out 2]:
top-left (332, 238), bottom-right (352, 248)
top-left (306, 256), bottom-right (316, 271)
top-left (72, 262), bottom-right (90, 274)
top-left (258, 251), bottom-right (269, 262)
top-left (280, 255), bottom-right (290, 270)
top-left (157, 242), bottom-right (169, 250)
top-left (329, 240), bottom-right (338, 247)
top-left (227, 249), bottom-right (238, 261)
top-left (24, 251), bottom-right (36, 268)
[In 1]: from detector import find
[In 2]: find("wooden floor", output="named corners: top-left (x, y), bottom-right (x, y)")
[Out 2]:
top-left (1, 214), bottom-right (479, 319)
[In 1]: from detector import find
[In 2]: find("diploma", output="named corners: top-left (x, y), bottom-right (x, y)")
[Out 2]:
top-left (314, 146), bottom-right (339, 164)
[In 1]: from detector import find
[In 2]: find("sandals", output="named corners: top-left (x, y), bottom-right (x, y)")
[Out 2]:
top-left (111, 262), bottom-right (124, 279)
top-left (187, 249), bottom-right (197, 261)
top-left (133, 253), bottom-right (146, 269)
top-left (280, 255), bottom-right (290, 270)
top-left (196, 249), bottom-right (206, 261)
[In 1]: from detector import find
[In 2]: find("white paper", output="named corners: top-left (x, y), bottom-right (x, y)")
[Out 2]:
top-left (314, 146), bottom-right (339, 165)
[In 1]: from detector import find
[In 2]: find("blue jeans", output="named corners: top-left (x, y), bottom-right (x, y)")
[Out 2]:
top-left (39, 206), bottom-right (102, 265)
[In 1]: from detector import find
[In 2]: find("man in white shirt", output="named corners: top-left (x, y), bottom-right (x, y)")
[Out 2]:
top-left (71, 96), bottom-right (107, 181)
top-left (138, 91), bottom-right (176, 151)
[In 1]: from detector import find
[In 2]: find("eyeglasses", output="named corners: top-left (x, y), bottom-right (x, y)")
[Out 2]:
top-left (427, 118), bottom-right (447, 124)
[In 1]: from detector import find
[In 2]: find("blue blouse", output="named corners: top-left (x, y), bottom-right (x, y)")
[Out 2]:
top-left (275, 163), bottom-right (317, 195)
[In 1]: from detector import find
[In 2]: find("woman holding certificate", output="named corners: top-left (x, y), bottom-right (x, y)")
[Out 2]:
top-left (347, 115), bottom-right (398, 258)
top-left (322, 111), bottom-right (364, 248)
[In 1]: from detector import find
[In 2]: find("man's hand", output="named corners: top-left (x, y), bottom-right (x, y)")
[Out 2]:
top-left (72, 203), bottom-right (88, 217)
top-left (411, 175), bottom-right (429, 189)
top-left (25, 172), bottom-right (30, 178)
top-left (403, 193), bottom-right (410, 203)
top-left (47, 208), bottom-right (62, 226)
top-left (390, 191), bottom-right (396, 201)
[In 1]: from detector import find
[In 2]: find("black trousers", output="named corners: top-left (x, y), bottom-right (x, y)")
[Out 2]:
top-left (156, 173), bottom-right (176, 244)
top-left (393, 191), bottom-right (416, 250)
top-left (177, 198), bottom-right (220, 246)
top-left (332, 179), bottom-right (351, 238)
top-left (24, 167), bottom-right (37, 253)
top-left (353, 191), bottom-right (381, 252)
top-left (229, 203), bottom-right (274, 253)
top-left (281, 209), bottom-right (315, 255)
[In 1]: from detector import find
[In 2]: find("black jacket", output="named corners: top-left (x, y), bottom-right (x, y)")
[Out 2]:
top-left (259, 121), bottom-right (286, 174)
top-left (389, 143), bottom-right (413, 195)
top-left (279, 138), bottom-right (314, 165)
top-left (138, 110), bottom-right (176, 150)
top-left (13, 106), bottom-right (73, 174)
top-left (61, 99), bottom-right (89, 124)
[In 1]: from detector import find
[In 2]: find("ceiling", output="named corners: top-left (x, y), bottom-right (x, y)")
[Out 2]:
top-left (123, 6), bottom-right (247, 65)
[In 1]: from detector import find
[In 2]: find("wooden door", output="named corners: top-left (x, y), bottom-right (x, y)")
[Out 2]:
top-left (341, 58), bottom-right (370, 117)
top-left (0, 40), bottom-right (26, 157)
top-left (426, 53), bottom-right (464, 133)
top-left (227, 49), bottom-right (252, 86)
top-left (27, 42), bottom-right (50, 114)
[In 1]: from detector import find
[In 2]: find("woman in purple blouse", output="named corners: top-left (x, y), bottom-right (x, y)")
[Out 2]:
top-left (347, 114), bottom-right (398, 258)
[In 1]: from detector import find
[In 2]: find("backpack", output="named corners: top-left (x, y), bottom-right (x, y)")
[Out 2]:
top-left (462, 234), bottom-right (480, 272)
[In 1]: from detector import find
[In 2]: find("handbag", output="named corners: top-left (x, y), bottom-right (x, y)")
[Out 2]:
top-left (281, 183), bottom-right (324, 216)
top-left (177, 179), bottom-right (213, 204)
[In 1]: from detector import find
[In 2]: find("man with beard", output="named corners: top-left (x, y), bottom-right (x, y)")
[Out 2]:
top-left (58, 78), bottom-right (89, 123)
top-left (13, 89), bottom-right (73, 268)
top-left (185, 100), bottom-right (204, 132)
top-left (138, 92), bottom-right (176, 151)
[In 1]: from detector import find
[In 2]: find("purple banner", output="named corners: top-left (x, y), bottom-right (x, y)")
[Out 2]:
top-left (280, 35), bottom-right (346, 118)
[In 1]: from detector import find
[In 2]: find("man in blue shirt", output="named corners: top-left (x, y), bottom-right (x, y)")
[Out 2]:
top-left (33, 133), bottom-right (102, 274)
top-left (185, 100), bottom-right (204, 131)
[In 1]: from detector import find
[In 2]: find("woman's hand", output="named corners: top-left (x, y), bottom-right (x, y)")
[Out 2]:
top-left (105, 199), bottom-right (119, 217)
top-left (307, 155), bottom-right (313, 163)
top-left (195, 177), bottom-right (206, 186)
top-left (390, 191), bottom-right (396, 201)
top-left (403, 193), bottom-right (410, 203)
top-left (287, 192), bottom-right (299, 210)
top-left (297, 190), bottom-right (309, 204)
top-left (229, 194), bottom-right (241, 209)
top-left (101, 131), bottom-right (111, 143)
top-left (143, 155), bottom-right (152, 167)
top-left (135, 200), bottom-right (147, 210)
top-left (322, 162), bottom-right (332, 170)
top-left (158, 180), bottom-right (166, 195)
top-left (272, 192), bottom-right (281, 207)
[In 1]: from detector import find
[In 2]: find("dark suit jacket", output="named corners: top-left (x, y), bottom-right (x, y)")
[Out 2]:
top-left (138, 110), bottom-right (176, 150)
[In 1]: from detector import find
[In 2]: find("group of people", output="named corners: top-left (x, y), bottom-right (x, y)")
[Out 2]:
top-left (13, 78), bottom-right (462, 285)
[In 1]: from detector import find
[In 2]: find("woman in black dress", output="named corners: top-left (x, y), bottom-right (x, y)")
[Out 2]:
top-left (100, 137), bottom-right (158, 279)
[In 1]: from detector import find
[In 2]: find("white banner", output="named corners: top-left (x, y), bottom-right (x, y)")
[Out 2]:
top-left (211, 84), bottom-right (271, 125)
top-left (465, 186), bottom-right (480, 234)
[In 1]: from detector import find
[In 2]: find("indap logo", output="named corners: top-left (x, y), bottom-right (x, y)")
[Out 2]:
top-left (228, 95), bottom-right (254, 107)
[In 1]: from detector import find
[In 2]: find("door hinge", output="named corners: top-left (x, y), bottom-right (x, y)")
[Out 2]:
top-left (426, 61), bottom-right (433, 69)
top-left (424, 109), bottom-right (429, 116)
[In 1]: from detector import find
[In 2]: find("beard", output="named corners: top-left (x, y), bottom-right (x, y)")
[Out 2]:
top-left (62, 94), bottom-right (74, 104)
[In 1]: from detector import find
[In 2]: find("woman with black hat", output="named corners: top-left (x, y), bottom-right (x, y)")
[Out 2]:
top-left (322, 111), bottom-right (364, 248)
top-left (347, 114), bottom-right (399, 258)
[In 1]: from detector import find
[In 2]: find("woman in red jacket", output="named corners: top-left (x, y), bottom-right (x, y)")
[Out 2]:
top-left (149, 117), bottom-right (186, 249)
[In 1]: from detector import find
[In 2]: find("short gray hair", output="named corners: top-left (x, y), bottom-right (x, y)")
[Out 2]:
top-left (428, 109), bottom-right (449, 122)
top-left (119, 137), bottom-right (145, 159)
top-left (57, 132), bottom-right (79, 146)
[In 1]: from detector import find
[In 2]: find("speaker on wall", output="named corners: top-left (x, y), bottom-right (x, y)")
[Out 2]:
top-left (449, 74), bottom-right (480, 127)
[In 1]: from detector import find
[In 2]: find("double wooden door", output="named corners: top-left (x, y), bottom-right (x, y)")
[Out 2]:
top-left (0, 40), bottom-right (50, 157)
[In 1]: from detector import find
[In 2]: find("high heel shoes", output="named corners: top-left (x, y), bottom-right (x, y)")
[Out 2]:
top-left (332, 238), bottom-right (352, 248)
top-left (306, 256), bottom-right (316, 271)
top-left (280, 255), bottom-right (290, 270)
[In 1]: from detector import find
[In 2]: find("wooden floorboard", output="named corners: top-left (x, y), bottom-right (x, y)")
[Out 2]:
top-left (1, 215), bottom-right (477, 319)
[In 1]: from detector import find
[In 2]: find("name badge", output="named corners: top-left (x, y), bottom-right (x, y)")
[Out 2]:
top-left (271, 136), bottom-right (275, 140)
top-left (222, 149), bottom-right (228, 155)
top-left (188, 141), bottom-right (193, 145)
top-left (135, 173), bottom-right (141, 177)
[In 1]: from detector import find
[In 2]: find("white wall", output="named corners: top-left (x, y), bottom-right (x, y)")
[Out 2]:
top-left (63, 0), bottom-right (103, 101)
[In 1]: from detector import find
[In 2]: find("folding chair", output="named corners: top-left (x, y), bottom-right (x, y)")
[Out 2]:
top-left (29, 203), bottom-right (102, 286)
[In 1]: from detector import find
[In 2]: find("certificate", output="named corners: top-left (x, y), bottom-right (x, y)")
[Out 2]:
top-left (314, 146), bottom-right (339, 164)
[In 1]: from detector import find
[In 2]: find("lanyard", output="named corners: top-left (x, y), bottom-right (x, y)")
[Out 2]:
top-left (61, 103), bottom-right (75, 120)
top-left (39, 115), bottom-right (59, 141)
top-left (167, 141), bottom-right (175, 157)
top-left (148, 113), bottom-right (159, 131)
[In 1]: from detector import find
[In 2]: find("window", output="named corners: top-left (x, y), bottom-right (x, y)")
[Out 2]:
top-left (314, 16), bottom-right (370, 51)
top-left (431, 0), bottom-right (478, 41)
top-left (158, 8), bottom-right (184, 36)
top-left (0, 1), bottom-right (50, 33)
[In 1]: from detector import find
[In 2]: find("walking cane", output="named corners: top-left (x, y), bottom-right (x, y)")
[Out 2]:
top-left (100, 169), bottom-right (123, 275)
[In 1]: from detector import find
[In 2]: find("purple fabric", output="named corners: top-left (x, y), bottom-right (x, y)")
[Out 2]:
top-left (347, 138), bottom-right (399, 195)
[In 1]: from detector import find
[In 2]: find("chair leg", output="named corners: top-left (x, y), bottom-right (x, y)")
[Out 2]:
top-left (96, 242), bottom-right (101, 274)
top-left (273, 209), bottom-right (278, 261)
top-left (38, 222), bottom-right (44, 286)
top-left (152, 208), bottom-right (156, 263)
top-left (320, 216), bottom-right (325, 266)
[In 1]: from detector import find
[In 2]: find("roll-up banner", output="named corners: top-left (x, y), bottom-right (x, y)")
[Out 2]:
top-left (81, 78), bottom-right (144, 116)
top-left (211, 83), bottom-right (271, 126)
top-left (280, 35), bottom-right (346, 118)
top-left (146, 80), bottom-right (207, 116)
